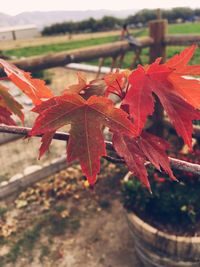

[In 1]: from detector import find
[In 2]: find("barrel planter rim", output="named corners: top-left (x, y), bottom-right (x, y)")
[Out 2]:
top-left (127, 211), bottom-right (200, 243)
top-left (127, 211), bottom-right (200, 266)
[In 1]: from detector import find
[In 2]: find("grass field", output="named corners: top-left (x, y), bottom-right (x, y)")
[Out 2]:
top-left (3, 35), bottom-right (120, 58)
top-left (168, 22), bottom-right (200, 34)
top-left (2, 22), bottom-right (200, 66)
top-left (133, 22), bottom-right (200, 37)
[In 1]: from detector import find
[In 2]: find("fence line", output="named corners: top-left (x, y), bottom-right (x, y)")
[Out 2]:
top-left (1, 20), bottom-right (200, 77)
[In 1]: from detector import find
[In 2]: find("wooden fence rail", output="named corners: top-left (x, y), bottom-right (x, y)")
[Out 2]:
top-left (165, 34), bottom-right (200, 46)
top-left (0, 37), bottom-right (152, 76)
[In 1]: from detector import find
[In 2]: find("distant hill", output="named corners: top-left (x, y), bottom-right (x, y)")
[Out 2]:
top-left (0, 9), bottom-right (137, 29)
top-left (0, 12), bottom-right (11, 26)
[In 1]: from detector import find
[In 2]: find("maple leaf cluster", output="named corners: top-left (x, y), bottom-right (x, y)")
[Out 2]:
top-left (0, 45), bottom-right (200, 190)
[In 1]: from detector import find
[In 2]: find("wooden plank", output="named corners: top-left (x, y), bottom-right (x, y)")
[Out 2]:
top-left (0, 133), bottom-right (22, 146)
top-left (0, 155), bottom-right (74, 199)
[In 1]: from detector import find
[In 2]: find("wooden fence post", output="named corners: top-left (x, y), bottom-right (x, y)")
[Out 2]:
top-left (149, 19), bottom-right (168, 136)
top-left (149, 19), bottom-right (167, 63)
top-left (156, 9), bottom-right (162, 20)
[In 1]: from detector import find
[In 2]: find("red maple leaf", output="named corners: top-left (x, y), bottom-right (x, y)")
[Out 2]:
top-left (122, 66), bottom-right (155, 134)
top-left (63, 72), bottom-right (106, 99)
top-left (104, 70), bottom-right (129, 98)
top-left (123, 47), bottom-right (200, 148)
top-left (154, 86), bottom-right (200, 149)
top-left (31, 98), bottom-right (57, 158)
top-left (165, 45), bottom-right (199, 74)
top-left (30, 94), bottom-right (136, 185)
top-left (113, 131), bottom-right (176, 190)
top-left (0, 59), bottom-right (53, 105)
top-left (39, 131), bottom-right (55, 159)
top-left (165, 45), bottom-right (200, 109)
top-left (63, 72), bottom-right (87, 94)
top-left (0, 83), bottom-right (24, 124)
top-left (0, 106), bottom-right (16, 126)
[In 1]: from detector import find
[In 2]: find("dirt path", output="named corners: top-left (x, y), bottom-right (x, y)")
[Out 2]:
top-left (47, 199), bottom-right (142, 267)
top-left (0, 163), bottom-right (144, 267)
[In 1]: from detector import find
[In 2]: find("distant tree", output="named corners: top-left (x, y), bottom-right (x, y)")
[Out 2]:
top-left (126, 7), bottom-right (195, 25)
top-left (42, 7), bottom-right (199, 37)
top-left (194, 8), bottom-right (200, 17)
top-left (170, 7), bottom-right (193, 22)
top-left (126, 9), bottom-right (157, 25)
top-left (42, 16), bottom-right (122, 36)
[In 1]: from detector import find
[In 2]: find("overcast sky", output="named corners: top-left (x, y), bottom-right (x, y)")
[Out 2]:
top-left (1, 0), bottom-right (200, 15)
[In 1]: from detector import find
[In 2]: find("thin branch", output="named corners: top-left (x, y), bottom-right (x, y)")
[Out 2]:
top-left (0, 125), bottom-right (115, 153)
top-left (0, 125), bottom-right (200, 176)
top-left (0, 125), bottom-right (114, 151)
top-left (103, 155), bottom-right (125, 164)
top-left (169, 157), bottom-right (200, 175)
top-left (103, 155), bottom-right (200, 176)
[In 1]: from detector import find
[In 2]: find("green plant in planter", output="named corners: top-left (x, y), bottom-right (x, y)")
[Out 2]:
top-left (122, 145), bottom-right (200, 234)
top-left (122, 144), bottom-right (200, 267)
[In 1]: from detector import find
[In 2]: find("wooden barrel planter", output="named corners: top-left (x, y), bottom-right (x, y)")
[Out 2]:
top-left (126, 212), bottom-right (200, 267)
